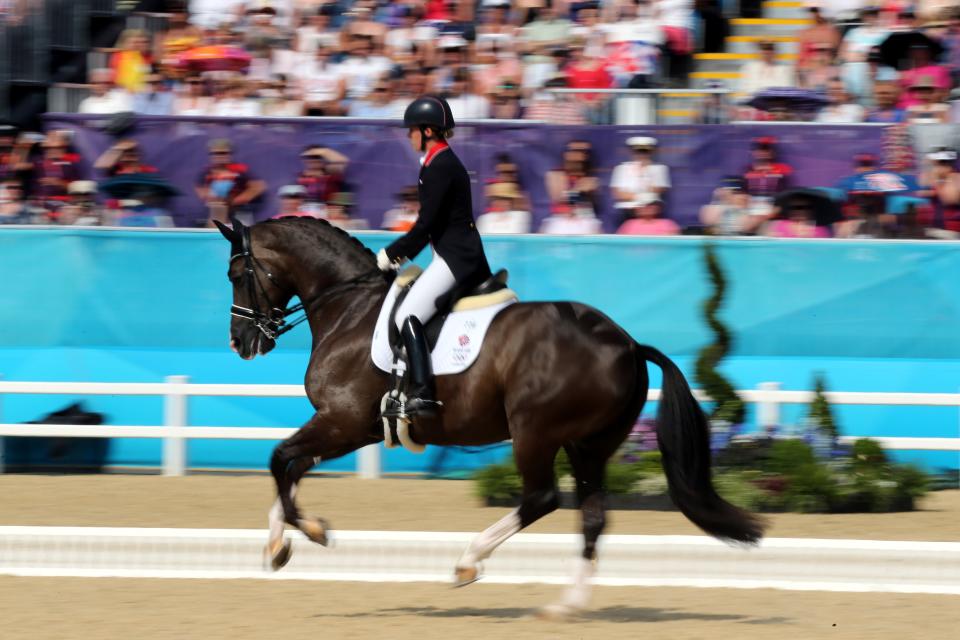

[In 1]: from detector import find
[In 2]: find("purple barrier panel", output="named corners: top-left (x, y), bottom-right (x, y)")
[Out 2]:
top-left (43, 115), bottom-right (888, 230)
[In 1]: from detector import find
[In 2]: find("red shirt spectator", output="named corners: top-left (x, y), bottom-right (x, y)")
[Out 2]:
top-left (33, 132), bottom-right (80, 201)
top-left (743, 137), bottom-right (793, 198)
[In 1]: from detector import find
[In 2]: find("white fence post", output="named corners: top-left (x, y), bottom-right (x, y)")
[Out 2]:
top-left (757, 381), bottom-right (781, 433)
top-left (163, 375), bottom-right (188, 477)
top-left (357, 444), bottom-right (381, 480)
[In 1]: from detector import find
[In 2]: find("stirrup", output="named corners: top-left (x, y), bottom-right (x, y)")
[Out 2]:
top-left (405, 397), bottom-right (443, 418)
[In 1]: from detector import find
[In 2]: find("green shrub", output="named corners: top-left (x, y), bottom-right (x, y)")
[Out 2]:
top-left (852, 438), bottom-right (888, 470)
top-left (606, 462), bottom-right (644, 495)
top-left (784, 463), bottom-right (837, 513)
top-left (473, 459), bottom-right (521, 500)
top-left (767, 439), bottom-right (817, 476)
top-left (714, 471), bottom-right (768, 511)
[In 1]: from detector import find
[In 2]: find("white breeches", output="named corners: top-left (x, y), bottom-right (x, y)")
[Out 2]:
top-left (394, 252), bottom-right (456, 330)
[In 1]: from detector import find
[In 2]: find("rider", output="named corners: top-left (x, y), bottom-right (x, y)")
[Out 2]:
top-left (377, 95), bottom-right (492, 418)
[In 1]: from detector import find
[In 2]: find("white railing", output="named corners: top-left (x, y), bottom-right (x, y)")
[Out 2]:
top-left (0, 378), bottom-right (957, 477)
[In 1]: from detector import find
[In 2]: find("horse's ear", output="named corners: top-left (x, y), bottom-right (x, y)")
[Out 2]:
top-left (214, 220), bottom-right (239, 243)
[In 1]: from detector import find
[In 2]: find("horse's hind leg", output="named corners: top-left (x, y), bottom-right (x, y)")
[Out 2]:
top-left (540, 442), bottom-right (610, 618)
top-left (454, 437), bottom-right (560, 586)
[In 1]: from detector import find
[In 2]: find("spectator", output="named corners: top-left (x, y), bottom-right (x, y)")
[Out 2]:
top-left (0, 125), bottom-right (21, 182)
top-left (338, 34), bottom-right (392, 100)
top-left (839, 6), bottom-right (889, 64)
top-left (538, 202), bottom-right (603, 234)
top-left (259, 74), bottom-right (305, 117)
top-left (616, 198), bottom-right (680, 235)
top-left (545, 139), bottom-right (600, 219)
top-left (348, 75), bottom-right (403, 117)
top-left (740, 40), bottom-right (797, 96)
top-left (476, 0), bottom-right (518, 48)
top-left (563, 42), bottom-right (613, 118)
top-left (843, 46), bottom-right (899, 106)
top-left (384, 5), bottom-right (434, 57)
top-left (173, 75), bottom-right (214, 115)
top-left (381, 185), bottom-right (420, 232)
top-left (59, 180), bottom-right (107, 226)
top-left (296, 145), bottom-right (349, 214)
top-left (444, 68), bottom-right (491, 120)
top-left (432, 35), bottom-right (472, 94)
top-left (490, 153), bottom-right (533, 213)
top-left (764, 199), bottom-right (831, 238)
top-left (211, 78), bottom-right (262, 117)
top-left (904, 75), bottom-right (950, 122)
top-left (196, 138), bottom-right (266, 226)
top-left (610, 136), bottom-right (671, 212)
top-left (30, 131), bottom-right (80, 206)
top-left (797, 6), bottom-right (841, 73)
top-left (472, 38), bottom-right (523, 97)
top-left (298, 43), bottom-right (348, 116)
top-left (800, 43), bottom-right (841, 91)
top-left (477, 181), bottom-right (532, 234)
top-left (78, 69), bottom-right (132, 114)
top-left (600, 0), bottom-right (663, 87)
top-left (111, 29), bottom-right (154, 94)
top-left (918, 146), bottom-right (960, 233)
top-left (324, 191), bottom-right (368, 231)
top-left (816, 78), bottom-right (866, 123)
top-left (743, 136), bottom-right (792, 208)
top-left (949, 86), bottom-right (960, 123)
top-left (297, 4), bottom-right (340, 53)
top-left (132, 73), bottom-right (175, 115)
top-left (94, 139), bottom-right (157, 177)
top-left (520, 0), bottom-right (573, 59)
top-left (158, 5), bottom-right (202, 69)
top-left (0, 178), bottom-right (37, 224)
top-left (489, 80), bottom-right (524, 119)
top-left (699, 176), bottom-right (766, 236)
top-left (865, 80), bottom-right (907, 122)
top-left (899, 44), bottom-right (951, 105)
top-left (271, 184), bottom-right (318, 219)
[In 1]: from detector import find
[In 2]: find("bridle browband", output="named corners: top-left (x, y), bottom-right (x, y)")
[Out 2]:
top-left (229, 225), bottom-right (382, 341)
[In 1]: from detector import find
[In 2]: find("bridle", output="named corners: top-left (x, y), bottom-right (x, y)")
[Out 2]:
top-left (229, 225), bottom-right (383, 341)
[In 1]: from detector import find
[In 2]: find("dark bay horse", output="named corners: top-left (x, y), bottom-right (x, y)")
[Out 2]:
top-left (215, 217), bottom-right (765, 616)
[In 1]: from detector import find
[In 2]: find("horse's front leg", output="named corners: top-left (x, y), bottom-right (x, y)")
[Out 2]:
top-left (265, 413), bottom-right (373, 571)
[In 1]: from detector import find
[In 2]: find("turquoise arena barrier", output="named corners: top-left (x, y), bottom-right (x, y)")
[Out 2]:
top-left (1, 228), bottom-right (957, 473)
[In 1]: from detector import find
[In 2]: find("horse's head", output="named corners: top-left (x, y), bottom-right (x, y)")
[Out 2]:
top-left (215, 219), bottom-right (294, 360)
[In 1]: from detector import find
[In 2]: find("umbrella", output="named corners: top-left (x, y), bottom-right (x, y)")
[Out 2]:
top-left (175, 45), bottom-right (252, 72)
top-left (746, 87), bottom-right (829, 114)
top-left (99, 173), bottom-right (180, 200)
top-left (878, 31), bottom-right (943, 70)
top-left (773, 188), bottom-right (842, 227)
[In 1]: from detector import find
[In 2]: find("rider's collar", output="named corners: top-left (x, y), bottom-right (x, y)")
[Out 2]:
top-left (422, 141), bottom-right (449, 167)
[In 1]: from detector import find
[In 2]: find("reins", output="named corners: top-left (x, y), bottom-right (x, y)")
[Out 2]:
top-left (229, 225), bottom-right (384, 340)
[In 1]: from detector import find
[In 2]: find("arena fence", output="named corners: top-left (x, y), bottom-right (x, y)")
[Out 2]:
top-left (0, 526), bottom-right (957, 595)
top-left (0, 378), bottom-right (957, 477)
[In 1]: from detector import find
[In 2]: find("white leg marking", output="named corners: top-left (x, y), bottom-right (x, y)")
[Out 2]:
top-left (456, 509), bottom-right (521, 569)
top-left (268, 498), bottom-right (284, 542)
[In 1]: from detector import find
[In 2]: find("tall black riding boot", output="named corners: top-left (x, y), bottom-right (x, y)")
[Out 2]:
top-left (400, 316), bottom-right (443, 418)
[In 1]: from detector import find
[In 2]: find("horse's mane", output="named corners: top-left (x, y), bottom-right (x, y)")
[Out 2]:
top-left (260, 216), bottom-right (377, 268)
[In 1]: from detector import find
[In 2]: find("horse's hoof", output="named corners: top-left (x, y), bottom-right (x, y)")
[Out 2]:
top-left (452, 565), bottom-right (481, 588)
top-left (536, 602), bottom-right (582, 621)
top-left (265, 538), bottom-right (292, 572)
top-left (298, 517), bottom-right (329, 546)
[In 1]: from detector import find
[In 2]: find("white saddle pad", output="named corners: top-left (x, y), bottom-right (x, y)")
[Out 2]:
top-left (371, 282), bottom-right (517, 376)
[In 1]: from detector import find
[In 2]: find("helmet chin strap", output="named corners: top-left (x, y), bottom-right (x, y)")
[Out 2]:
top-left (419, 125), bottom-right (429, 153)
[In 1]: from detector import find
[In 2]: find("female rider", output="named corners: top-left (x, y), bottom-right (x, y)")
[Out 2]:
top-left (377, 95), bottom-right (492, 417)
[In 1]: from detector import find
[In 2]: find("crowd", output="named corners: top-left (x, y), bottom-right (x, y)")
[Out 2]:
top-left (731, 4), bottom-right (960, 124)
top-left (2, 0), bottom-right (960, 238)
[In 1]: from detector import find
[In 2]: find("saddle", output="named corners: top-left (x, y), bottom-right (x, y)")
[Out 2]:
top-left (380, 267), bottom-right (514, 452)
top-left (387, 267), bottom-right (511, 352)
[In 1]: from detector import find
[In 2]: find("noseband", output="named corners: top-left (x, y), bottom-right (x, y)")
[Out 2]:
top-left (229, 226), bottom-right (383, 341)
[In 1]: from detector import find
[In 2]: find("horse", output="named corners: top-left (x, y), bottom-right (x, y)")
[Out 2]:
top-left (214, 216), bottom-right (765, 617)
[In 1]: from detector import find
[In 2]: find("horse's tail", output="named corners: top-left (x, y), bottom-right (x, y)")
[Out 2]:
top-left (635, 343), bottom-right (766, 545)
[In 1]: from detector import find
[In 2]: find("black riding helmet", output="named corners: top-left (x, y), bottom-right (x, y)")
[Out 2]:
top-left (403, 95), bottom-right (455, 151)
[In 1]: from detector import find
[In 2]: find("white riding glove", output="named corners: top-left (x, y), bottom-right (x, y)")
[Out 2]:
top-left (377, 248), bottom-right (398, 272)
